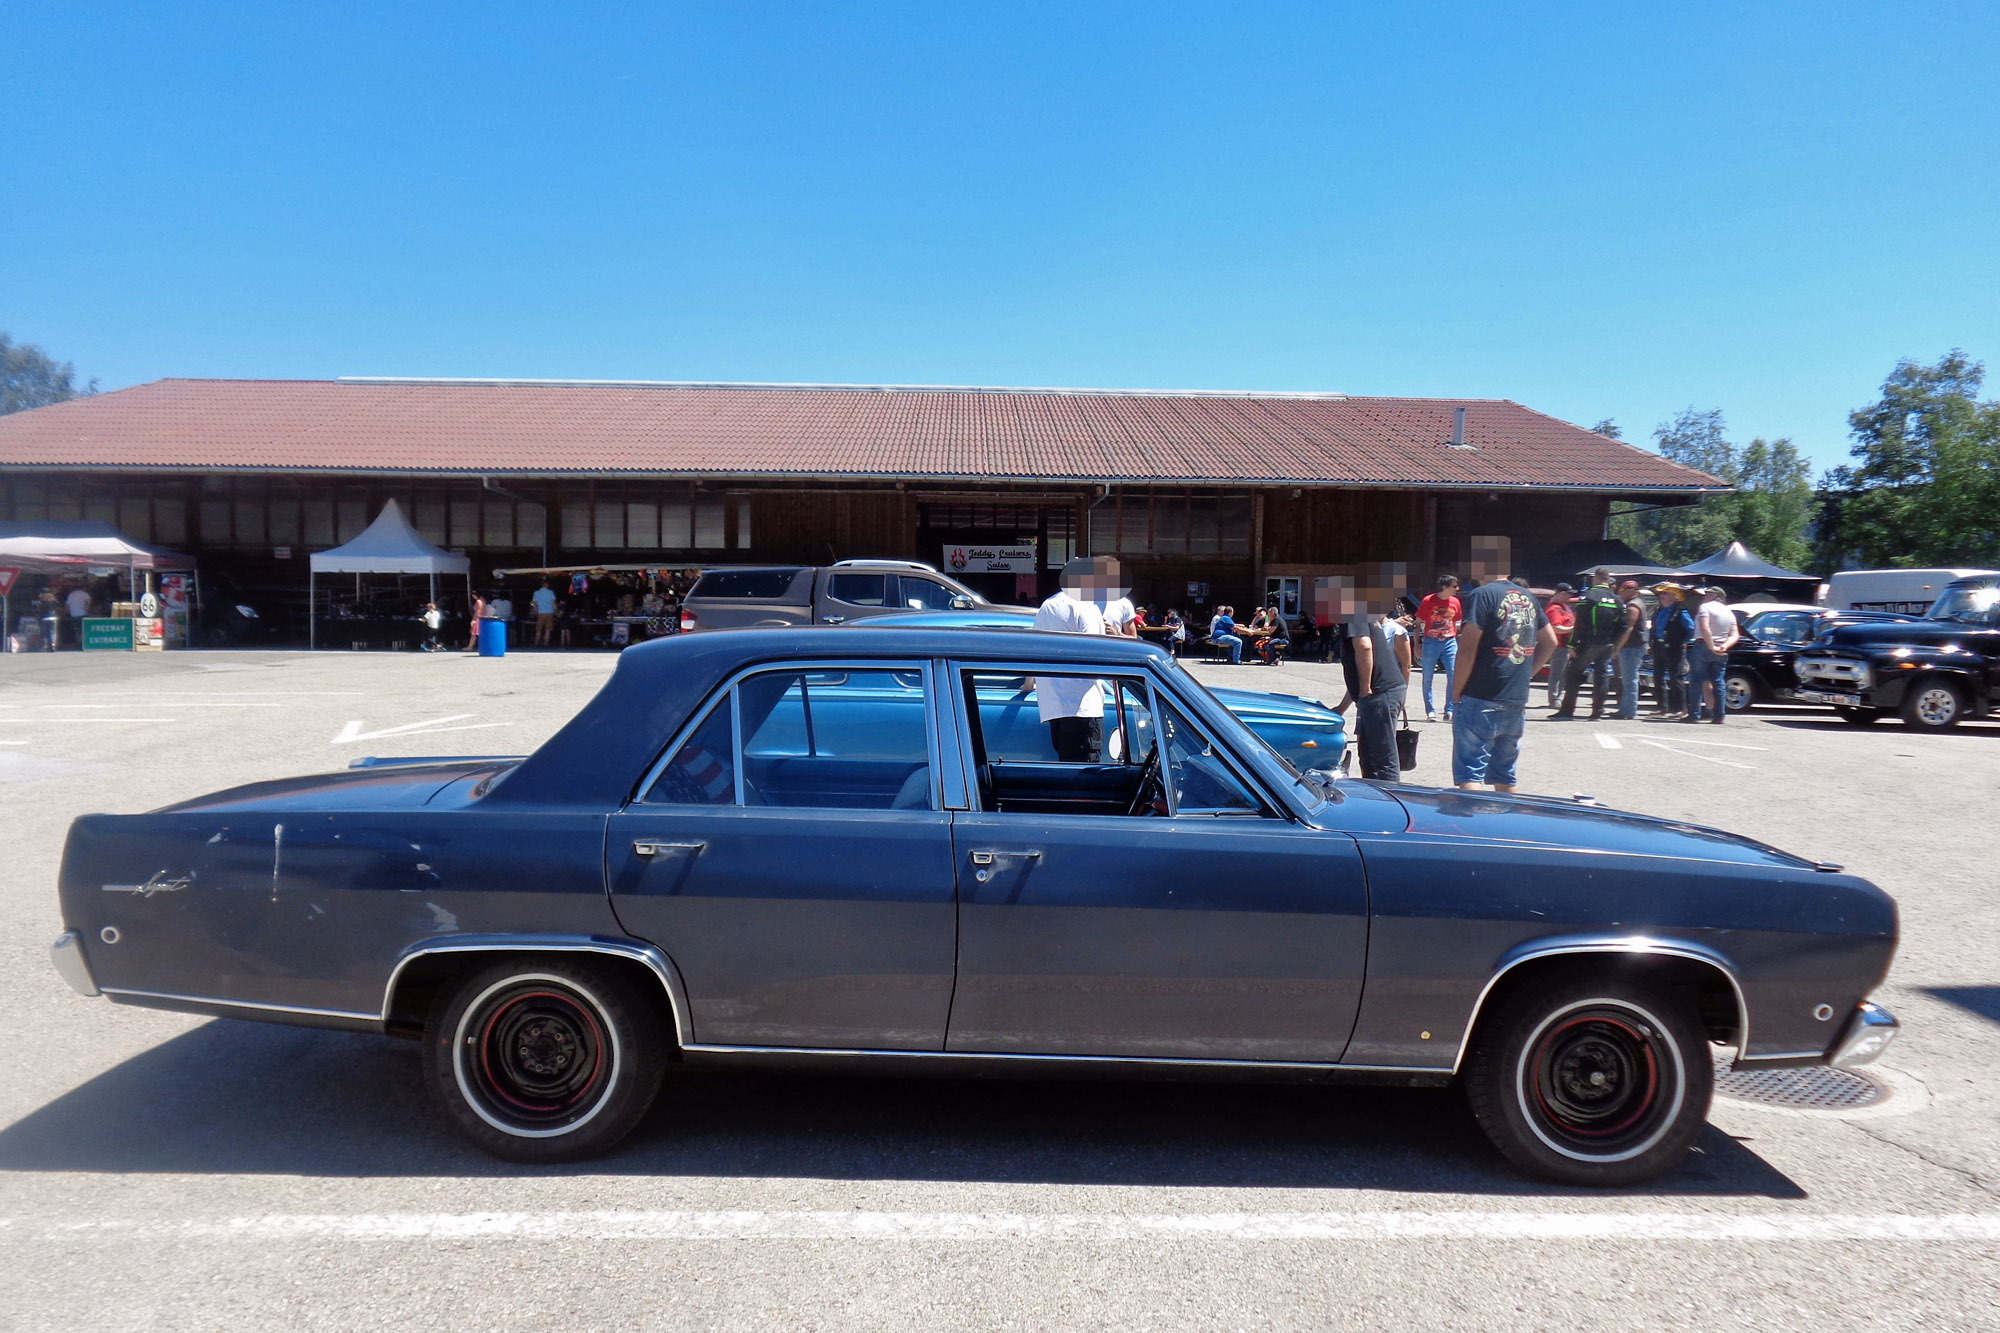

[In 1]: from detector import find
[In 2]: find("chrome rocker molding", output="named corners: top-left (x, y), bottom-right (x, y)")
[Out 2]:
top-left (680, 1043), bottom-right (1455, 1085)
top-left (1450, 936), bottom-right (1753, 1075)
top-left (381, 933), bottom-right (694, 1047)
top-left (98, 988), bottom-right (378, 1028)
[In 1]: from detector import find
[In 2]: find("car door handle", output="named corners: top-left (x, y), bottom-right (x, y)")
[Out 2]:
top-left (633, 839), bottom-right (705, 858)
top-left (822, 615), bottom-right (846, 625)
top-left (969, 849), bottom-right (1041, 866)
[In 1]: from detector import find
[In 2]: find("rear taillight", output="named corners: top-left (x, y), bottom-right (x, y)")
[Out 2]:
top-left (679, 609), bottom-right (697, 633)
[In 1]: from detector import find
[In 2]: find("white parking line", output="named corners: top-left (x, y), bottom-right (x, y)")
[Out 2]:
top-left (28, 1209), bottom-right (2000, 1244)
top-left (0, 718), bottom-right (176, 724)
top-left (1596, 733), bottom-right (1622, 749)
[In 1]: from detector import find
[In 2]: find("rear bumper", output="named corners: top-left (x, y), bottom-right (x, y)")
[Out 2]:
top-left (50, 930), bottom-right (99, 998)
top-left (1830, 1000), bottom-right (1898, 1067)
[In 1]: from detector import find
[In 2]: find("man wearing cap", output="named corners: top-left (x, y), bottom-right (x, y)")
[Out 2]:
top-left (1550, 569), bottom-right (1623, 721)
top-left (1031, 556), bottom-right (1114, 761)
top-left (1611, 579), bottom-right (1649, 720)
top-left (1650, 583), bottom-right (1695, 717)
top-left (1542, 584), bottom-right (1576, 710)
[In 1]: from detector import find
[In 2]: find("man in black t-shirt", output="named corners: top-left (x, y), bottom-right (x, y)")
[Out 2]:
top-left (1450, 576), bottom-right (1556, 791)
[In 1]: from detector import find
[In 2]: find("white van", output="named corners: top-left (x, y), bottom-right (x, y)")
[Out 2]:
top-left (1820, 568), bottom-right (2000, 615)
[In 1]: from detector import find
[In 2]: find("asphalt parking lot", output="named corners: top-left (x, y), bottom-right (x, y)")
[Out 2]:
top-left (2, 646), bottom-right (1997, 1330)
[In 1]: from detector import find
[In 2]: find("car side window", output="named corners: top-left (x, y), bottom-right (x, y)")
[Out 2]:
top-left (645, 697), bottom-right (737, 805)
top-left (646, 667), bottom-right (934, 810)
top-left (1752, 612), bottom-right (1810, 643)
top-left (827, 573), bottom-right (887, 606)
top-left (1156, 697), bottom-right (1267, 817)
top-left (900, 576), bottom-right (962, 611)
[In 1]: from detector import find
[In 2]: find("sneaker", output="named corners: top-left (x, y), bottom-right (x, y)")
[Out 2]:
top-left (1441, 712), bottom-right (1453, 722)
top-left (1425, 711), bottom-right (1436, 722)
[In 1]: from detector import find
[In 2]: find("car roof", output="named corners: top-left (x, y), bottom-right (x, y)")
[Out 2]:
top-left (1728, 602), bottom-right (1823, 615)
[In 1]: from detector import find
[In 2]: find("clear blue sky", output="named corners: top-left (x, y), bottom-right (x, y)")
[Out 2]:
top-left (6, 2), bottom-right (1997, 473)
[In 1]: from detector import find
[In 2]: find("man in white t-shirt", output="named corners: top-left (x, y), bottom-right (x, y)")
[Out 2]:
top-left (1031, 557), bottom-right (1116, 761)
top-left (1686, 585), bottom-right (1742, 724)
top-left (1087, 558), bottom-right (1138, 638)
top-left (65, 586), bottom-right (92, 619)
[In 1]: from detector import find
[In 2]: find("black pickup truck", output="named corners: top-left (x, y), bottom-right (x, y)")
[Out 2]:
top-left (1794, 575), bottom-right (2000, 729)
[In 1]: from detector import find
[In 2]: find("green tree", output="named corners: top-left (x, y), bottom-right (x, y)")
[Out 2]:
top-left (0, 333), bottom-right (95, 415)
top-left (1817, 351), bottom-right (2000, 569)
top-left (1608, 408), bottom-right (1815, 569)
top-left (1589, 418), bottom-right (1622, 440)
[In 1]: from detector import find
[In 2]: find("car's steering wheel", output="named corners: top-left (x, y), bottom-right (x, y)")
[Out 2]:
top-left (1125, 747), bottom-right (1165, 817)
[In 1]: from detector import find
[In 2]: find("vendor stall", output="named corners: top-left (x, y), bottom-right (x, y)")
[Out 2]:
top-left (308, 500), bottom-right (471, 650)
top-left (0, 520), bottom-right (198, 651)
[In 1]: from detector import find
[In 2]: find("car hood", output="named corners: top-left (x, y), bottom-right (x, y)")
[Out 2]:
top-left (1208, 685), bottom-right (1344, 726)
top-left (153, 759), bottom-right (520, 814)
top-left (1816, 620), bottom-right (1996, 650)
top-left (1384, 786), bottom-right (1821, 871)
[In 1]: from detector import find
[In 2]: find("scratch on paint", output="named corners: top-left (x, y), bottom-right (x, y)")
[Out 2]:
top-left (271, 823), bottom-right (284, 902)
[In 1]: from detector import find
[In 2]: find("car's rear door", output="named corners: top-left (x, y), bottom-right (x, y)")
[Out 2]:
top-left (607, 659), bottom-right (958, 1050)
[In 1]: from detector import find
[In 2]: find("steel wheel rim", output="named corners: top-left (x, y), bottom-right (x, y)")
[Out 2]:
top-left (1724, 675), bottom-right (1751, 710)
top-left (1914, 688), bottom-right (1956, 725)
top-left (453, 974), bottom-right (621, 1138)
top-left (1515, 999), bottom-right (1686, 1163)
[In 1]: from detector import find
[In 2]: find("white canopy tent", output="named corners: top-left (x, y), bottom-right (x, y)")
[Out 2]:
top-left (0, 520), bottom-right (199, 645)
top-left (308, 500), bottom-right (471, 649)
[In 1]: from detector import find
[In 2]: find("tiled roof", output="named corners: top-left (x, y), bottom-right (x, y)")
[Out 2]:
top-left (0, 378), bottom-right (1723, 493)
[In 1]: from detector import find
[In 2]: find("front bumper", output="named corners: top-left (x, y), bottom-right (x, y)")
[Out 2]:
top-left (50, 930), bottom-right (99, 998)
top-left (1830, 1000), bottom-right (1898, 1067)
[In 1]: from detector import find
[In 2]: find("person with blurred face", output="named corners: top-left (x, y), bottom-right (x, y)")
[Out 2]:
top-left (1452, 566), bottom-right (1557, 792)
top-left (1542, 584), bottom-right (1576, 710)
top-left (1651, 584), bottom-right (1694, 717)
top-left (1612, 580), bottom-right (1648, 720)
top-left (1030, 557), bottom-right (1115, 761)
top-left (1686, 585), bottom-right (1741, 724)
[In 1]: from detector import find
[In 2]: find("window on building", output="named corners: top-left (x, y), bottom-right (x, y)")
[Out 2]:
top-left (661, 501), bottom-right (693, 548)
top-left (154, 498), bottom-right (187, 546)
top-left (735, 497), bottom-right (753, 549)
top-left (1088, 492), bottom-right (1252, 556)
top-left (304, 499), bottom-right (336, 547)
top-left (118, 498), bottom-right (152, 544)
top-left (694, 498), bottom-right (726, 548)
top-left (562, 499), bottom-right (592, 548)
top-left (267, 496), bottom-right (300, 547)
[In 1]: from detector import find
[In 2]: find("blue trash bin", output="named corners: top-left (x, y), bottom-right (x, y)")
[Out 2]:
top-left (477, 618), bottom-right (507, 658)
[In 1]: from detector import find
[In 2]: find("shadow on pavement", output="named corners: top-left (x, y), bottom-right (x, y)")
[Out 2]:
top-left (0, 1020), bottom-right (1803, 1198)
top-left (1926, 986), bottom-right (2000, 1026)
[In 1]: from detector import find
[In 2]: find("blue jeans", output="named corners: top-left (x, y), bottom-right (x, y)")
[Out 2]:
top-left (1545, 644), bottom-right (1570, 708)
top-left (1616, 645), bottom-right (1645, 718)
top-left (1419, 637), bottom-right (1457, 715)
top-left (1451, 695), bottom-right (1527, 788)
top-left (1686, 643), bottom-right (1727, 720)
top-left (1212, 632), bottom-right (1243, 664)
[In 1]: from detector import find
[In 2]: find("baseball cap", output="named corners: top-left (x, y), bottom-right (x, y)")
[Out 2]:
top-left (1553, 582), bottom-right (1575, 594)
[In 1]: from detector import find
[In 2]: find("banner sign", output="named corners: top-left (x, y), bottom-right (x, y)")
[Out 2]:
top-left (943, 544), bottom-right (1036, 575)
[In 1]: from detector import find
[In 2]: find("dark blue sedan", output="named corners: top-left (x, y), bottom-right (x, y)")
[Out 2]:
top-left (50, 627), bottom-right (1897, 1186)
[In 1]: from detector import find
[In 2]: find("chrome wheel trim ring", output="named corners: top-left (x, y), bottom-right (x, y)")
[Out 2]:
top-left (451, 972), bottom-right (623, 1139)
top-left (1724, 675), bottom-right (1752, 710)
top-left (1513, 996), bottom-right (1688, 1164)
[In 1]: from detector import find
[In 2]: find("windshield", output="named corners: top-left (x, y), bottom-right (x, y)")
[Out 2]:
top-left (1161, 657), bottom-right (1315, 794)
top-left (1924, 586), bottom-right (2000, 625)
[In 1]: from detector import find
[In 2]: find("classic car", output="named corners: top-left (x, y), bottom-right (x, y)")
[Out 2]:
top-left (1722, 605), bottom-right (1919, 714)
top-left (51, 627), bottom-right (1898, 1187)
top-left (1796, 576), bottom-right (2000, 729)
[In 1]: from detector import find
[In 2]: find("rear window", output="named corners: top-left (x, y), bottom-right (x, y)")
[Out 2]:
top-left (689, 569), bottom-right (804, 600)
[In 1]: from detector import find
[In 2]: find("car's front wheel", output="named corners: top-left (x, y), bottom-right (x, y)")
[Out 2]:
top-left (424, 957), bottom-right (668, 1162)
top-left (1464, 975), bottom-right (1711, 1186)
top-left (1901, 679), bottom-right (1964, 731)
top-left (1723, 669), bottom-right (1759, 713)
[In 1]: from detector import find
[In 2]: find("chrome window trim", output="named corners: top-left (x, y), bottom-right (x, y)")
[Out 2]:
top-left (382, 933), bottom-right (694, 1047)
top-left (1448, 936), bottom-right (1750, 1075)
top-left (632, 657), bottom-right (940, 809)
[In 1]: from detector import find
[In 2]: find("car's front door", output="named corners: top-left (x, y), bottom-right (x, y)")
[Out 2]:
top-left (944, 666), bottom-right (1369, 1062)
top-left (607, 661), bottom-right (957, 1050)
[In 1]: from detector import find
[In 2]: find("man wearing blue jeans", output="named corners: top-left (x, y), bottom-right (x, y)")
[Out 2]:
top-left (1685, 585), bottom-right (1739, 723)
top-left (1611, 580), bottom-right (1647, 719)
top-left (1415, 574), bottom-right (1462, 720)
top-left (1209, 607), bottom-right (1243, 664)
top-left (1452, 576), bottom-right (1557, 791)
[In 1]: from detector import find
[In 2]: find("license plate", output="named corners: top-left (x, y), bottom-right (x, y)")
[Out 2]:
top-left (1798, 690), bottom-right (1862, 706)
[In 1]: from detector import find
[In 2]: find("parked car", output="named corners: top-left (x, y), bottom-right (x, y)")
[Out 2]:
top-left (678, 560), bottom-right (1017, 633)
top-left (51, 627), bottom-right (1897, 1186)
top-left (1722, 604), bottom-right (1919, 714)
top-left (1796, 575), bottom-right (2000, 729)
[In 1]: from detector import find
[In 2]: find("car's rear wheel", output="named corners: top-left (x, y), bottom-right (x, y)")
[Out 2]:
top-left (424, 957), bottom-right (668, 1162)
top-left (1464, 975), bottom-right (1711, 1186)
top-left (1901, 679), bottom-right (1964, 731)
top-left (1723, 670), bottom-right (1759, 713)
top-left (1836, 707), bottom-right (1881, 726)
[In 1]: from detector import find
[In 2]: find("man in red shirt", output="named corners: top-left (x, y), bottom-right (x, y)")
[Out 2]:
top-left (1542, 584), bottom-right (1576, 709)
top-left (1414, 574), bottom-right (1463, 720)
